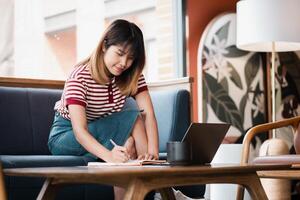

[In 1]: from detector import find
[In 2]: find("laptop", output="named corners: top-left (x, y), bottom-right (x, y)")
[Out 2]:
top-left (181, 123), bottom-right (230, 165)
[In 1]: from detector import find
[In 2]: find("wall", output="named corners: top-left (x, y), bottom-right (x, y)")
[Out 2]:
top-left (186, 0), bottom-right (237, 121)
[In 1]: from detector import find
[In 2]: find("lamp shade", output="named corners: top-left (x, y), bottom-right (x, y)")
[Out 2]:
top-left (236, 0), bottom-right (300, 52)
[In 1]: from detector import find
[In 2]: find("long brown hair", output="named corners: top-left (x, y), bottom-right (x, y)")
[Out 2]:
top-left (77, 19), bottom-right (146, 96)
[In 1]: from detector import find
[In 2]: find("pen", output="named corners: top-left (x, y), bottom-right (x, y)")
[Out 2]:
top-left (110, 139), bottom-right (118, 147)
top-left (110, 139), bottom-right (130, 159)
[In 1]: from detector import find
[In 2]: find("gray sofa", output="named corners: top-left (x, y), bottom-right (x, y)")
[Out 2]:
top-left (0, 83), bottom-right (205, 199)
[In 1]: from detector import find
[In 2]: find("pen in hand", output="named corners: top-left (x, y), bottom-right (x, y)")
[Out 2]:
top-left (110, 139), bottom-right (130, 160)
top-left (110, 139), bottom-right (118, 147)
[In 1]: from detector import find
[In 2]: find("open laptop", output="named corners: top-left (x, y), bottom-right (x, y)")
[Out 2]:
top-left (181, 123), bottom-right (230, 165)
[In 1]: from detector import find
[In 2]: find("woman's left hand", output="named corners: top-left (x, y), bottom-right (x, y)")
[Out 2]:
top-left (137, 152), bottom-right (159, 160)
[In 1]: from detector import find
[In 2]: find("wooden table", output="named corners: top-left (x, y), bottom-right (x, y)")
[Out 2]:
top-left (3, 164), bottom-right (291, 200)
top-left (257, 164), bottom-right (300, 179)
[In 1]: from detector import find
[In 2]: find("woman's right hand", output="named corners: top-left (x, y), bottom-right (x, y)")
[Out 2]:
top-left (106, 146), bottom-right (130, 163)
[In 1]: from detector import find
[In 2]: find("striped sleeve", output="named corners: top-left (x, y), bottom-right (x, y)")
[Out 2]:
top-left (65, 78), bottom-right (87, 107)
top-left (136, 74), bottom-right (148, 95)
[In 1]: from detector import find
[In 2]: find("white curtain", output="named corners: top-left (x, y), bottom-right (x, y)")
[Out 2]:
top-left (0, 0), bottom-right (14, 75)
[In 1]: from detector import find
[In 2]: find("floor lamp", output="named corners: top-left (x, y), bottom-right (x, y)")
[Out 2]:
top-left (236, 0), bottom-right (300, 138)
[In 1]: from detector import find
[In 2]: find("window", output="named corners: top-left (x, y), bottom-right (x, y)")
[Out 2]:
top-left (0, 0), bottom-right (185, 82)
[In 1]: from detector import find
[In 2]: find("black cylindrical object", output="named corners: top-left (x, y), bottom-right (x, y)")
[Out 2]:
top-left (167, 141), bottom-right (191, 165)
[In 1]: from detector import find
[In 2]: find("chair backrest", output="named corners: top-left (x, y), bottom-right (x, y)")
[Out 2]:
top-left (240, 116), bottom-right (300, 164)
top-left (237, 116), bottom-right (300, 200)
top-left (0, 163), bottom-right (6, 200)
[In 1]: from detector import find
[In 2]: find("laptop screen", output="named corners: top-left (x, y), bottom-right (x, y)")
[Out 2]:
top-left (182, 123), bottom-right (230, 164)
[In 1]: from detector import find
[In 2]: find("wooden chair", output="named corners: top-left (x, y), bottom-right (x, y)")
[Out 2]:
top-left (0, 162), bottom-right (7, 200)
top-left (236, 116), bottom-right (300, 200)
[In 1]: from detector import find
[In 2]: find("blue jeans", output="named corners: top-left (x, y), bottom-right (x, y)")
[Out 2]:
top-left (48, 110), bottom-right (139, 159)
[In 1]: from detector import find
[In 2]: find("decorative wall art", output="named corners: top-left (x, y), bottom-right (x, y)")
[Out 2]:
top-left (197, 13), bottom-right (267, 146)
top-left (274, 52), bottom-right (300, 147)
top-left (277, 52), bottom-right (300, 118)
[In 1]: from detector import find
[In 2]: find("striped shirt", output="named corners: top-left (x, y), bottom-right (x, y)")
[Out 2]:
top-left (55, 64), bottom-right (148, 121)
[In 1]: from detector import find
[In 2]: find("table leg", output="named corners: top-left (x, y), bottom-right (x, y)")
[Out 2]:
top-left (157, 188), bottom-right (176, 200)
top-left (124, 179), bottom-right (149, 200)
top-left (37, 178), bottom-right (58, 200)
top-left (124, 182), bottom-right (175, 200)
top-left (236, 185), bottom-right (245, 200)
top-left (237, 174), bottom-right (268, 200)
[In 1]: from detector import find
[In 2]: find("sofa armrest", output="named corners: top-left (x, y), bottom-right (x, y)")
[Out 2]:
top-left (159, 152), bottom-right (167, 160)
top-left (0, 162), bottom-right (6, 200)
top-left (123, 89), bottom-right (191, 153)
top-left (150, 89), bottom-right (191, 152)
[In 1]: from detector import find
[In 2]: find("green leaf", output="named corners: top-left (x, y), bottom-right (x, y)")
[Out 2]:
top-left (204, 73), bottom-right (244, 133)
top-left (220, 78), bottom-right (228, 92)
top-left (239, 93), bottom-right (248, 123)
top-left (279, 52), bottom-right (300, 96)
top-left (252, 83), bottom-right (263, 97)
top-left (203, 100), bottom-right (208, 122)
top-left (245, 53), bottom-right (261, 87)
top-left (203, 45), bottom-right (209, 54)
top-left (227, 61), bottom-right (243, 90)
top-left (216, 21), bottom-right (230, 42)
top-left (202, 80), bottom-right (209, 122)
top-left (224, 46), bottom-right (249, 57)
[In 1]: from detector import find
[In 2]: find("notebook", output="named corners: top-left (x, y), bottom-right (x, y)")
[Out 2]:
top-left (88, 159), bottom-right (167, 167)
top-left (181, 123), bottom-right (230, 165)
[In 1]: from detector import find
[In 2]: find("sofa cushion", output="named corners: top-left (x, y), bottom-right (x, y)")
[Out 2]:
top-left (0, 87), bottom-right (34, 155)
top-left (2, 155), bottom-right (96, 199)
top-left (0, 87), bottom-right (62, 155)
top-left (252, 154), bottom-right (300, 165)
top-left (6, 184), bottom-right (86, 200)
top-left (0, 155), bottom-right (94, 168)
top-left (28, 89), bottom-right (62, 155)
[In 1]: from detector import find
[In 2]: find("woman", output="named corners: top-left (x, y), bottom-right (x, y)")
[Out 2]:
top-left (48, 19), bottom-right (159, 199)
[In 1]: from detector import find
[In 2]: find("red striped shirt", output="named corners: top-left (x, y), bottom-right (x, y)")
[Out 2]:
top-left (55, 64), bottom-right (148, 121)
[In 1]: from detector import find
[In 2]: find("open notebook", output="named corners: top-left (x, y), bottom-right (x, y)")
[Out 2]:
top-left (88, 159), bottom-right (167, 167)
